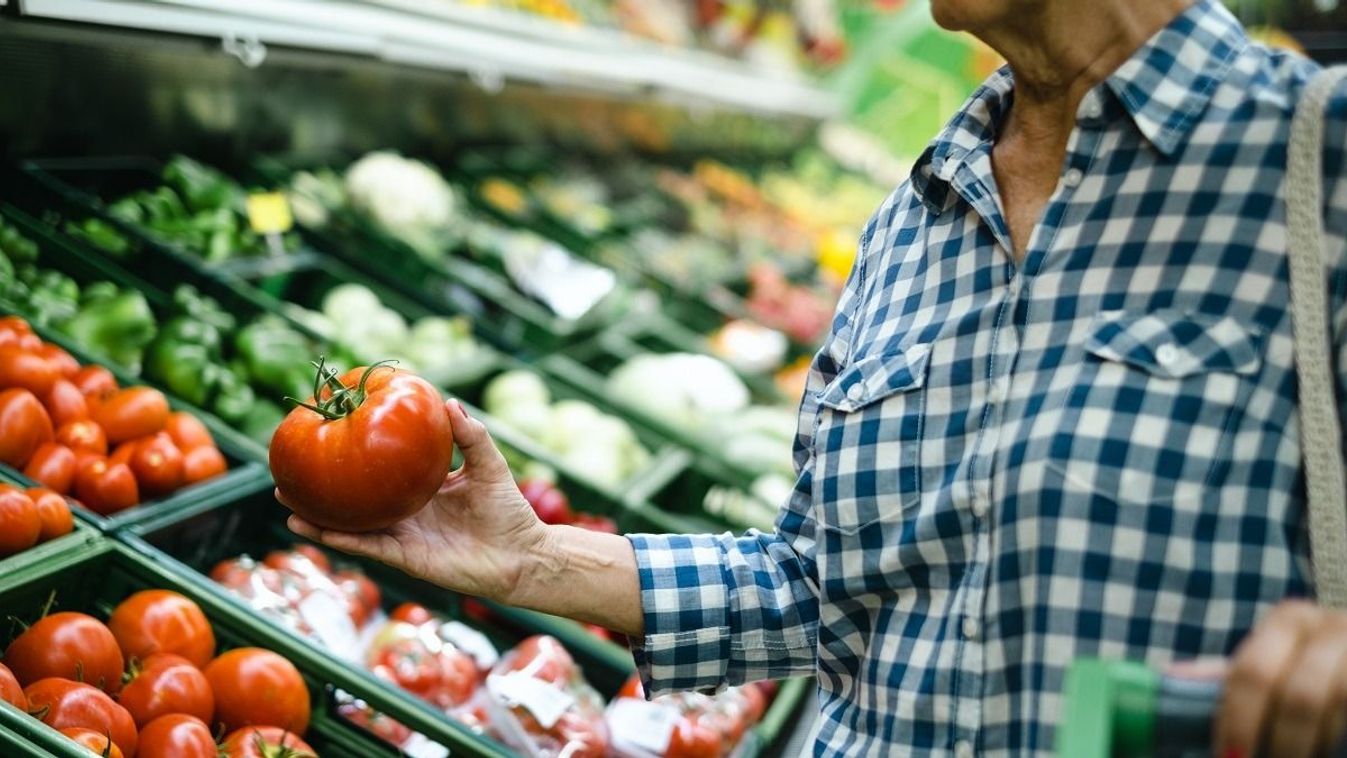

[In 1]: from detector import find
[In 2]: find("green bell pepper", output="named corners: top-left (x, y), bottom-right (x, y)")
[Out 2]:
top-left (209, 366), bottom-right (256, 425)
top-left (171, 285), bottom-right (235, 334)
top-left (235, 316), bottom-right (313, 399)
top-left (163, 155), bottom-right (244, 214)
top-left (58, 284), bottom-right (156, 371)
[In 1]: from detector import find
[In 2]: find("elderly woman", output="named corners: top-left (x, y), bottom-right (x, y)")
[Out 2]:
top-left (288, 0), bottom-right (1347, 755)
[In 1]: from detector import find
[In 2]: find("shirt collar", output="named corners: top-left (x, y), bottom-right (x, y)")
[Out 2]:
top-left (910, 0), bottom-right (1249, 213)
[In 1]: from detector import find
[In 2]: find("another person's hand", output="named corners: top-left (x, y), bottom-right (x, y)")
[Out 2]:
top-left (1211, 599), bottom-right (1347, 757)
top-left (285, 399), bottom-right (545, 604)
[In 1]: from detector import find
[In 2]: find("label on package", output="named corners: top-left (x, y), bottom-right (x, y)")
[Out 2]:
top-left (487, 671), bottom-right (575, 730)
top-left (297, 591), bottom-right (360, 661)
top-left (438, 620), bottom-right (499, 670)
top-left (607, 698), bottom-right (679, 756)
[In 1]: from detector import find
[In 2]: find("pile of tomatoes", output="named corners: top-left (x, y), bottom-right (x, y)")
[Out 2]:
top-left (0, 483), bottom-right (73, 559)
top-left (479, 634), bottom-right (608, 758)
top-left (607, 675), bottom-right (773, 758)
top-left (0, 316), bottom-right (228, 516)
top-left (0, 588), bottom-right (315, 758)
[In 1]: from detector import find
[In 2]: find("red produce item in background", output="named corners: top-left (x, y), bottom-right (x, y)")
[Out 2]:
top-left (390, 602), bottom-right (435, 627)
top-left (94, 387), bottom-right (170, 444)
top-left (571, 514), bottom-right (618, 534)
top-left (0, 317), bottom-right (36, 348)
top-left (0, 344), bottom-right (59, 395)
top-left (137, 714), bottom-right (217, 758)
top-left (164, 411), bottom-right (213, 451)
top-left (109, 439), bottom-right (139, 468)
top-left (74, 457), bottom-right (139, 514)
top-left (204, 647), bottom-right (310, 735)
top-left (0, 484), bottom-right (40, 558)
top-left (366, 619), bottom-right (478, 708)
top-left (519, 478), bottom-right (573, 525)
top-left (181, 445), bottom-right (226, 484)
top-left (130, 432), bottom-right (185, 497)
top-left (35, 343), bottom-right (79, 379)
top-left (118, 652), bottom-right (215, 727)
top-left (270, 362), bottom-right (454, 533)
top-left (43, 379), bottom-right (88, 426)
top-left (0, 388), bottom-right (53, 467)
top-left (221, 726), bottom-right (317, 758)
top-left (31, 488), bottom-right (80, 543)
top-left (108, 589), bottom-right (216, 669)
top-left (70, 365), bottom-right (118, 404)
top-left (24, 442), bottom-right (76, 493)
top-left (4, 612), bottom-right (124, 693)
top-left (486, 634), bottom-right (608, 758)
top-left (503, 635), bottom-right (578, 687)
top-left (58, 728), bottom-right (125, 758)
top-left (335, 569), bottom-right (381, 626)
top-left (24, 678), bottom-right (137, 757)
top-left (338, 699), bottom-right (414, 748)
top-left (56, 419), bottom-right (108, 456)
top-left (0, 662), bottom-right (25, 710)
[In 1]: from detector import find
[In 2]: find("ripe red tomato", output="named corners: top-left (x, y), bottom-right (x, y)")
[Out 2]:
top-left (667, 717), bottom-right (724, 758)
top-left (262, 547), bottom-right (329, 576)
top-left (71, 365), bottom-right (118, 404)
top-left (57, 419), bottom-right (109, 456)
top-left (0, 662), bottom-right (25, 709)
top-left (28, 487), bottom-right (74, 542)
top-left (164, 412), bottom-right (213, 451)
top-left (367, 623), bottom-right (477, 707)
top-left (23, 442), bottom-right (77, 493)
top-left (519, 479), bottom-right (573, 525)
top-left (0, 484), bottom-right (40, 557)
top-left (43, 379), bottom-right (89, 426)
top-left (119, 652), bottom-right (215, 727)
top-left (94, 387), bottom-right (170, 445)
top-left (616, 673), bottom-right (644, 700)
top-left (109, 439), bottom-right (139, 468)
top-left (204, 648), bottom-right (310, 735)
top-left (0, 316), bottom-right (33, 345)
top-left (58, 728), bottom-right (126, 758)
top-left (74, 457), bottom-right (139, 515)
top-left (738, 683), bottom-right (767, 725)
top-left (0, 388), bottom-right (54, 467)
top-left (0, 344), bottom-right (59, 395)
top-left (107, 589), bottom-right (216, 669)
top-left (130, 432), bottom-right (185, 497)
top-left (136, 714), bottom-right (216, 758)
top-left (24, 678), bottom-right (137, 757)
top-left (504, 635), bottom-right (576, 687)
top-left (5, 612), bottom-right (124, 692)
top-left (389, 602), bottom-right (434, 626)
top-left (338, 700), bottom-right (413, 747)
top-left (182, 445), bottom-right (227, 484)
top-left (334, 570), bottom-right (380, 627)
top-left (220, 726), bottom-right (316, 758)
top-left (269, 364), bottom-right (454, 532)
top-left (35, 343), bottom-right (80, 380)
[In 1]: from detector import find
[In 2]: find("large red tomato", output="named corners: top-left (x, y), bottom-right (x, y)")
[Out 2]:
top-left (130, 432), bottom-right (185, 497)
top-left (118, 652), bottom-right (215, 727)
top-left (24, 678), bottom-right (137, 757)
top-left (93, 387), bottom-right (170, 445)
top-left (74, 457), bottom-right (139, 515)
top-left (28, 487), bottom-right (73, 542)
top-left (23, 442), bottom-right (77, 494)
top-left (136, 714), bottom-right (216, 758)
top-left (58, 728), bottom-right (125, 758)
top-left (181, 445), bottom-right (226, 485)
top-left (0, 662), bottom-right (25, 709)
top-left (0, 484), bottom-right (40, 557)
top-left (35, 343), bottom-right (79, 380)
top-left (269, 363), bottom-right (454, 532)
top-left (164, 412), bottom-right (213, 451)
top-left (220, 726), bottom-right (316, 758)
top-left (57, 419), bottom-right (109, 456)
top-left (43, 379), bottom-right (89, 426)
top-left (107, 590), bottom-right (216, 669)
top-left (70, 365), bottom-right (118, 404)
top-left (0, 387), bottom-right (54, 467)
top-left (5, 612), bottom-right (124, 693)
top-left (204, 648), bottom-right (310, 735)
top-left (0, 344), bottom-right (59, 395)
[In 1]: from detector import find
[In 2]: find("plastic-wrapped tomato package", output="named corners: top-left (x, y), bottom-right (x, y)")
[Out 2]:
top-left (606, 675), bottom-right (769, 758)
top-left (364, 619), bottom-right (480, 709)
top-left (482, 635), bottom-right (607, 758)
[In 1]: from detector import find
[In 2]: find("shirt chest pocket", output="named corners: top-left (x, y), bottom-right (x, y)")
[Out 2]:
top-left (813, 343), bottom-right (933, 535)
top-left (1048, 309), bottom-right (1264, 508)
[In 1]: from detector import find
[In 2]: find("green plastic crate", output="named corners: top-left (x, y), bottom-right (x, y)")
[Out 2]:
top-left (0, 538), bottom-right (513, 757)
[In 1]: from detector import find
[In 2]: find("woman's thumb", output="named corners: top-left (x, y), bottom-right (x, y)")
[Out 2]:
top-left (447, 399), bottom-right (511, 478)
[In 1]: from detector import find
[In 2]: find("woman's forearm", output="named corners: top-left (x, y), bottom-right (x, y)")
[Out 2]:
top-left (504, 524), bottom-right (645, 638)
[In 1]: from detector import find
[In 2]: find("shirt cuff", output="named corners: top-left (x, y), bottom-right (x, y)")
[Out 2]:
top-left (626, 533), bottom-right (733, 696)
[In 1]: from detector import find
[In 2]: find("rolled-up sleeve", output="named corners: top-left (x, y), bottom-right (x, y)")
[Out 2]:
top-left (626, 211), bottom-right (878, 695)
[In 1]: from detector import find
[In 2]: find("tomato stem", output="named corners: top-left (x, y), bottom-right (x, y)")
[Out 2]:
top-left (284, 357), bottom-right (397, 422)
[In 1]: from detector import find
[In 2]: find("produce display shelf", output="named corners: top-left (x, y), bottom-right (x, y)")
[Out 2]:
top-left (0, 308), bottom-right (272, 532)
top-left (16, 0), bottom-right (837, 122)
top-left (0, 469), bottom-right (104, 579)
top-left (0, 537), bottom-right (514, 757)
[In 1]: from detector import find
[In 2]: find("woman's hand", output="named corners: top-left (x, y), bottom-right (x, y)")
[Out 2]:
top-left (1211, 599), bottom-right (1347, 757)
top-left (285, 399), bottom-right (545, 604)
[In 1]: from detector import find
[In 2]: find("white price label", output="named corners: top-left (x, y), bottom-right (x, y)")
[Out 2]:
top-left (439, 621), bottom-right (499, 670)
top-left (487, 671), bottom-right (575, 730)
top-left (608, 699), bottom-right (680, 757)
top-left (297, 592), bottom-right (360, 661)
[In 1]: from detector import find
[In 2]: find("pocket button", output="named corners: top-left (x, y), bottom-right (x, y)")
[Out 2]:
top-left (1155, 342), bottom-right (1180, 368)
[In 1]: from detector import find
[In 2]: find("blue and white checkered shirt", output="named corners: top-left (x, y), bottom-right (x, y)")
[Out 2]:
top-left (628, 2), bottom-right (1347, 755)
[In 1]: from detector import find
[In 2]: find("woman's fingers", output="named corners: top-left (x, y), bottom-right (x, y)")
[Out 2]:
top-left (287, 515), bottom-right (389, 560)
top-left (446, 398), bottom-right (512, 481)
top-left (1214, 600), bottom-right (1318, 757)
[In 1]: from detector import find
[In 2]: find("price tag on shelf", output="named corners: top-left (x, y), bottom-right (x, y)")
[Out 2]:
top-left (607, 698), bottom-right (680, 756)
top-left (487, 671), bottom-right (575, 730)
top-left (245, 192), bottom-right (294, 235)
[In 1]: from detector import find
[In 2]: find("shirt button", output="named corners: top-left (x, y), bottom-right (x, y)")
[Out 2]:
top-left (962, 616), bottom-right (981, 640)
top-left (1080, 92), bottom-right (1103, 120)
top-left (955, 739), bottom-right (975, 758)
top-left (971, 497), bottom-right (989, 519)
top-left (846, 384), bottom-right (864, 401)
top-left (1155, 343), bottom-right (1180, 368)
top-left (1063, 168), bottom-right (1084, 188)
